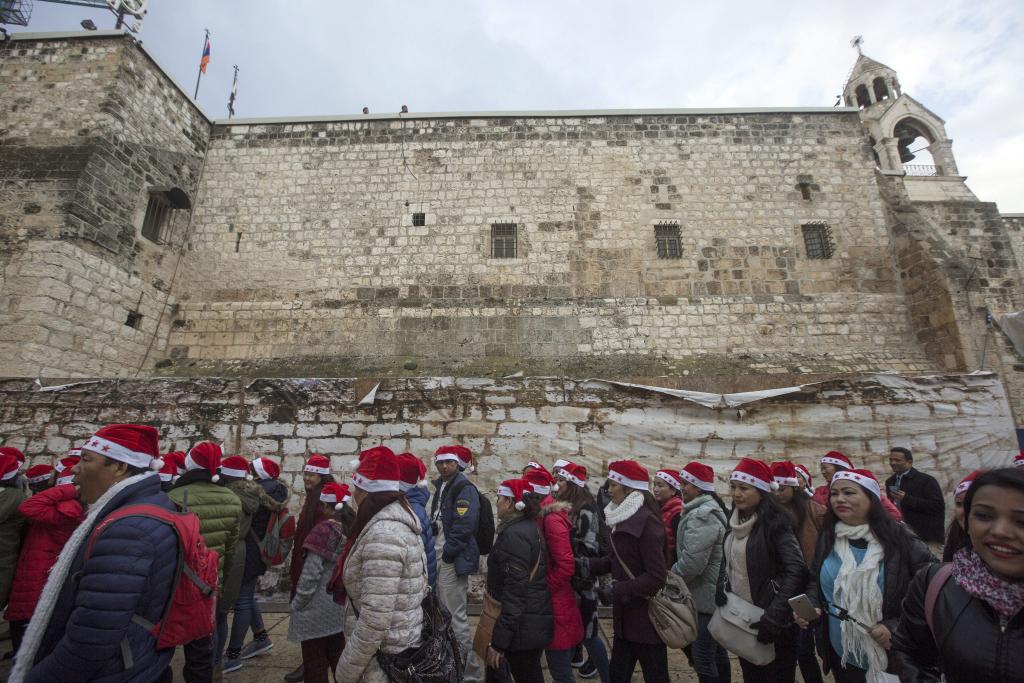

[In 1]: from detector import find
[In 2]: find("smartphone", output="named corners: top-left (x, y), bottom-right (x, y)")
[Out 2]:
top-left (788, 593), bottom-right (819, 622)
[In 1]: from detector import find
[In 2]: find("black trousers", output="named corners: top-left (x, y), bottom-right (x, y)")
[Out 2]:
top-left (738, 624), bottom-right (797, 683)
top-left (485, 648), bottom-right (544, 683)
top-left (181, 635), bottom-right (214, 683)
top-left (609, 636), bottom-right (669, 683)
top-left (827, 645), bottom-right (868, 683)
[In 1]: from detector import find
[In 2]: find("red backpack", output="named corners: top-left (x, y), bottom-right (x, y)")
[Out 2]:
top-left (85, 503), bottom-right (220, 649)
top-left (254, 508), bottom-right (296, 567)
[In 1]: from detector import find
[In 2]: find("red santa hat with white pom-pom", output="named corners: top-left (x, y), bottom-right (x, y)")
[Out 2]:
top-left (820, 451), bottom-right (853, 470)
top-left (1014, 451), bottom-right (1024, 468)
top-left (26, 464), bottom-right (54, 485)
top-left (607, 460), bottom-right (650, 491)
top-left (831, 468), bottom-right (882, 499)
top-left (680, 462), bottom-right (716, 492)
top-left (556, 461), bottom-right (588, 488)
top-left (731, 458), bottom-right (777, 493)
top-left (435, 445), bottom-right (473, 472)
top-left (397, 452), bottom-right (427, 493)
top-left (320, 482), bottom-right (352, 510)
top-left (523, 467), bottom-right (555, 495)
top-left (220, 455), bottom-right (252, 480)
top-left (352, 447), bottom-right (401, 493)
top-left (955, 470), bottom-right (981, 498)
top-left (83, 424), bottom-right (163, 471)
top-left (303, 454), bottom-right (331, 475)
top-left (0, 454), bottom-right (19, 482)
top-left (498, 478), bottom-right (534, 511)
top-left (185, 441), bottom-right (223, 482)
top-left (252, 456), bottom-right (281, 480)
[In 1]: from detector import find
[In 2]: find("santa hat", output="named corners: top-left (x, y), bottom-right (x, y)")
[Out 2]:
top-left (679, 462), bottom-right (716, 492)
top-left (552, 458), bottom-right (570, 471)
top-left (252, 456), bottom-right (281, 480)
top-left (0, 447), bottom-right (26, 468)
top-left (26, 464), bottom-right (54, 484)
top-left (524, 461), bottom-right (551, 476)
top-left (770, 461), bottom-right (800, 488)
top-left (304, 454), bottom-right (331, 476)
top-left (220, 455), bottom-right (252, 480)
top-left (84, 424), bottom-right (162, 470)
top-left (1014, 451), bottom-right (1024, 468)
top-left (655, 468), bottom-right (682, 491)
top-left (523, 467), bottom-right (555, 495)
top-left (397, 452), bottom-right (427, 492)
top-left (435, 445), bottom-right (473, 471)
top-left (158, 458), bottom-right (178, 483)
top-left (55, 457), bottom-right (79, 485)
top-left (186, 441), bottom-right (223, 482)
top-left (955, 470), bottom-right (982, 497)
top-left (67, 447), bottom-right (82, 458)
top-left (55, 456), bottom-right (80, 473)
top-left (164, 451), bottom-right (186, 475)
top-left (607, 460), bottom-right (650, 491)
top-left (794, 463), bottom-right (813, 486)
top-left (731, 458), bottom-right (776, 493)
top-left (320, 482), bottom-right (352, 510)
top-left (0, 454), bottom-right (19, 482)
top-left (497, 478), bottom-right (533, 511)
top-left (556, 462), bottom-right (587, 488)
top-left (352, 447), bottom-right (401, 493)
top-left (831, 468), bottom-right (882, 499)
top-left (820, 451), bottom-right (852, 470)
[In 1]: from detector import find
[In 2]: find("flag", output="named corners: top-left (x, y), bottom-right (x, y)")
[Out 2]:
top-left (200, 37), bottom-right (211, 74)
top-left (228, 68), bottom-right (238, 117)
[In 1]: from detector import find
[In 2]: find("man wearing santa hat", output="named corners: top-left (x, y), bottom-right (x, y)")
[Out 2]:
top-left (9, 424), bottom-right (180, 683)
top-left (429, 444), bottom-right (484, 683)
top-left (0, 452), bottom-right (27, 612)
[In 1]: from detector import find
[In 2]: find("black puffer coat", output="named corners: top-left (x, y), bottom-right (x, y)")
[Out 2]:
top-left (891, 563), bottom-right (1024, 682)
top-left (242, 478), bottom-right (290, 583)
top-left (722, 509), bottom-right (808, 630)
top-left (486, 515), bottom-right (553, 653)
top-left (806, 524), bottom-right (935, 674)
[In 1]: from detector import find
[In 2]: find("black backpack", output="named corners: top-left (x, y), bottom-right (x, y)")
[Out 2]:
top-left (450, 479), bottom-right (495, 555)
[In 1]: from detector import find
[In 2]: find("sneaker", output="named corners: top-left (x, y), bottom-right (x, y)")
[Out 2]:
top-left (578, 659), bottom-right (598, 679)
top-left (571, 645), bottom-right (585, 668)
top-left (222, 656), bottom-right (243, 674)
top-left (240, 638), bottom-right (274, 659)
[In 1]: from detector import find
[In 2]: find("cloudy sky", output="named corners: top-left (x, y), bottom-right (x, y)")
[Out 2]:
top-left (23, 0), bottom-right (1024, 211)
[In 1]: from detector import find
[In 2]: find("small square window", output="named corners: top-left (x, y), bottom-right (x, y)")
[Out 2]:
top-left (654, 224), bottom-right (682, 259)
top-left (802, 223), bottom-right (834, 259)
top-left (125, 311), bottom-right (142, 329)
top-left (412, 212), bottom-right (426, 227)
top-left (491, 223), bottom-right (517, 258)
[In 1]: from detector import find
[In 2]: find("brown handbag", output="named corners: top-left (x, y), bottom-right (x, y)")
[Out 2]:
top-left (472, 549), bottom-right (542, 661)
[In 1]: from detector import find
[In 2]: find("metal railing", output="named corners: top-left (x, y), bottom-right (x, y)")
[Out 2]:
top-left (904, 164), bottom-right (940, 177)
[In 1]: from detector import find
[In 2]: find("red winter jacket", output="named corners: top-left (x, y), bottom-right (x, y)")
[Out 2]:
top-left (538, 497), bottom-right (584, 651)
top-left (4, 485), bottom-right (85, 622)
top-left (812, 484), bottom-right (903, 522)
top-left (660, 496), bottom-right (682, 556)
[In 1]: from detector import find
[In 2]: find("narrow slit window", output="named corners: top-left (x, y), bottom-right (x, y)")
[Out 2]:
top-left (141, 193), bottom-right (171, 243)
top-left (491, 223), bottom-right (517, 258)
top-left (801, 223), bottom-right (834, 259)
top-left (412, 212), bottom-right (426, 227)
top-left (654, 223), bottom-right (682, 259)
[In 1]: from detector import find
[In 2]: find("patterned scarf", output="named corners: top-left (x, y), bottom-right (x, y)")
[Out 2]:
top-left (954, 547), bottom-right (1024, 621)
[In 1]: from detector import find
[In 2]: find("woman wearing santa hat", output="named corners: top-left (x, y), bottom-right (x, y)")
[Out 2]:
top-left (771, 461), bottom-right (826, 683)
top-left (552, 462), bottom-right (610, 682)
top-left (797, 468), bottom-right (934, 682)
top-left (673, 461), bottom-right (731, 683)
top-left (288, 482), bottom-right (354, 683)
top-left (942, 470), bottom-right (981, 562)
top-left (725, 457), bottom-right (807, 682)
top-left (582, 460), bottom-right (668, 682)
top-left (291, 454), bottom-right (336, 604)
top-left (334, 447), bottom-right (430, 683)
top-left (653, 468), bottom-right (684, 565)
top-left (482, 478), bottom-right (553, 683)
top-left (813, 452), bottom-right (903, 522)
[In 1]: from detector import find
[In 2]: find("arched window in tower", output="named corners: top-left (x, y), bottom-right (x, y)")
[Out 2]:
top-left (894, 118), bottom-right (939, 175)
top-left (872, 77), bottom-right (890, 101)
top-left (855, 84), bottom-right (871, 108)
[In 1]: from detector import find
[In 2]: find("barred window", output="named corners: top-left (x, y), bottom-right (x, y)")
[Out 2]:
top-left (491, 223), bottom-right (517, 258)
top-left (654, 223), bottom-right (682, 259)
top-left (141, 194), bottom-right (172, 243)
top-left (801, 223), bottom-right (834, 259)
top-left (412, 212), bottom-right (426, 227)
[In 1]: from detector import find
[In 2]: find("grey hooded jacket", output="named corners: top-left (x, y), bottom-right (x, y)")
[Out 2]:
top-left (671, 494), bottom-right (727, 614)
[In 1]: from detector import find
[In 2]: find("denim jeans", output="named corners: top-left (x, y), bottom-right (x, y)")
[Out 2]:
top-left (213, 610), bottom-right (229, 665)
top-left (692, 612), bottom-right (732, 681)
top-left (582, 633), bottom-right (611, 683)
top-left (228, 578), bottom-right (266, 651)
top-left (545, 647), bottom-right (575, 683)
top-left (438, 557), bottom-right (484, 683)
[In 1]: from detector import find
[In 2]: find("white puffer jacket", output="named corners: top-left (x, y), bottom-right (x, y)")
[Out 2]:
top-left (337, 499), bottom-right (429, 683)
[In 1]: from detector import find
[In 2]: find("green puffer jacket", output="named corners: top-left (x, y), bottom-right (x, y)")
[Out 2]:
top-left (168, 471), bottom-right (243, 591)
top-left (0, 482), bottom-right (27, 605)
top-left (671, 494), bottom-right (727, 614)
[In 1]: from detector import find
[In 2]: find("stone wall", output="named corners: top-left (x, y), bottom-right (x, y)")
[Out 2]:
top-left (0, 34), bottom-right (210, 378)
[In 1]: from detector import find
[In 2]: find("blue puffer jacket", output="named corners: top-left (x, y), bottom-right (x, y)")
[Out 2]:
top-left (25, 474), bottom-right (178, 683)
top-left (405, 485), bottom-right (437, 590)
top-left (242, 478), bottom-right (290, 584)
top-left (430, 472), bottom-right (480, 576)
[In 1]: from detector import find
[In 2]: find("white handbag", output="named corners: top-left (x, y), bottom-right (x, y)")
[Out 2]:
top-left (708, 591), bottom-right (776, 666)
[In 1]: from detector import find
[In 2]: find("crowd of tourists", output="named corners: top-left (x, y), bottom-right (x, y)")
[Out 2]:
top-left (0, 427), bottom-right (1022, 683)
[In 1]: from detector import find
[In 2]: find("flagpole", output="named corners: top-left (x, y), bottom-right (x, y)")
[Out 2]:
top-left (228, 65), bottom-right (239, 118)
top-left (193, 28), bottom-right (209, 101)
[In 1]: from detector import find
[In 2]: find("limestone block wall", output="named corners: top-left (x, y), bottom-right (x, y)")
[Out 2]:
top-left (0, 34), bottom-right (210, 378)
top-left (164, 109), bottom-right (933, 377)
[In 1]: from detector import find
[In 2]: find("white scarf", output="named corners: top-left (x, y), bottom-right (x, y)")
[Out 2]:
top-left (603, 490), bottom-right (645, 527)
top-left (832, 522), bottom-right (887, 679)
top-left (9, 472), bottom-right (157, 683)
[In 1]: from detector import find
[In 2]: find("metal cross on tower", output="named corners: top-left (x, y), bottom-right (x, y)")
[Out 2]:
top-left (851, 35), bottom-right (864, 54)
